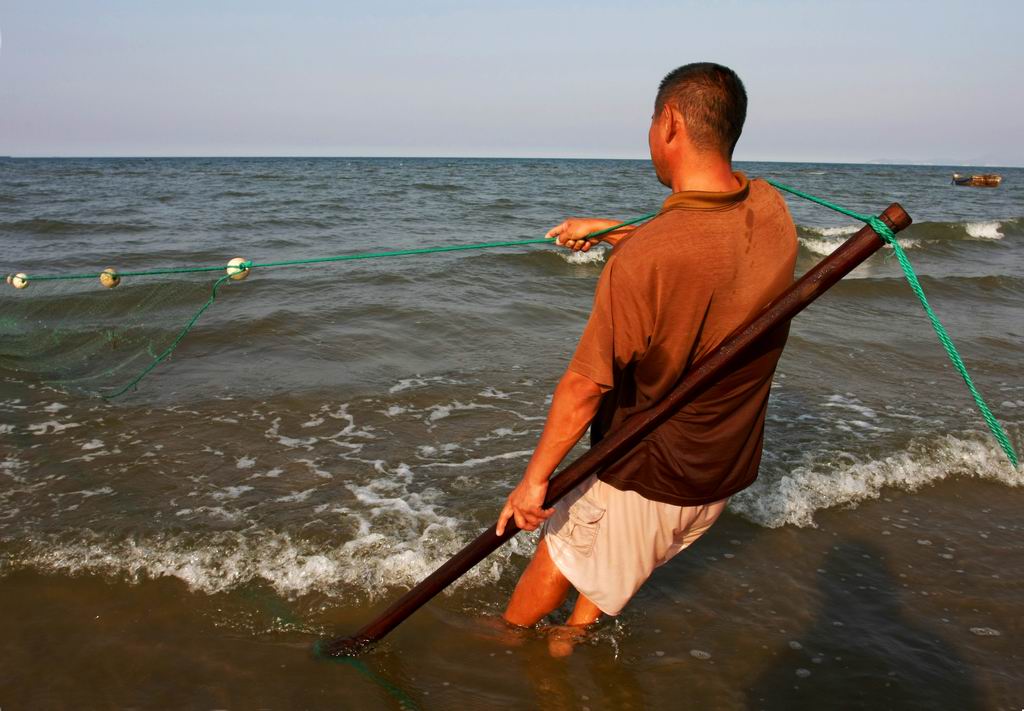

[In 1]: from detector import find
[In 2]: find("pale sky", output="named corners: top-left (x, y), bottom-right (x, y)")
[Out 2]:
top-left (1, 0), bottom-right (1022, 165)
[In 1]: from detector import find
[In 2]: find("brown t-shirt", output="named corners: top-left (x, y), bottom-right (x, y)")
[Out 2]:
top-left (568, 173), bottom-right (797, 506)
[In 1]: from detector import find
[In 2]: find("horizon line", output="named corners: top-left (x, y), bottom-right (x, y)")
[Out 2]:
top-left (2, 155), bottom-right (1020, 169)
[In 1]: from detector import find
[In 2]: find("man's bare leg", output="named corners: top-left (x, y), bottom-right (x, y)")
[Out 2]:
top-left (566, 593), bottom-right (602, 626)
top-left (547, 590), bottom-right (603, 657)
top-left (503, 538), bottom-right (572, 626)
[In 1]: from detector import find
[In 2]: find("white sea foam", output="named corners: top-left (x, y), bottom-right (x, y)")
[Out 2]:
top-left (964, 221), bottom-right (1003, 240)
top-left (425, 400), bottom-right (498, 424)
top-left (69, 486), bottom-right (115, 498)
top-left (173, 506), bottom-right (244, 522)
top-left (212, 485), bottom-right (254, 501)
top-left (416, 442), bottom-right (462, 459)
top-left (478, 387), bottom-right (514, 399)
top-left (264, 417), bottom-right (319, 450)
top-left (389, 375), bottom-right (463, 394)
top-left (429, 405), bottom-right (452, 422)
top-left (730, 434), bottom-right (1023, 528)
top-left (0, 456), bottom-right (28, 482)
top-left (247, 467), bottom-right (284, 479)
top-left (798, 238), bottom-right (842, 257)
top-left (28, 420), bottom-right (80, 435)
top-left (6, 519), bottom-right (517, 599)
top-left (798, 235), bottom-right (919, 257)
top-left (274, 488), bottom-right (318, 503)
top-left (85, 459), bottom-right (511, 597)
top-left (294, 459), bottom-right (331, 479)
top-left (822, 394), bottom-right (877, 420)
top-left (805, 225), bottom-right (860, 237)
top-left (559, 247), bottom-right (607, 265)
top-left (7, 432), bottom-right (1021, 597)
top-left (420, 449), bottom-right (533, 469)
top-left (318, 403), bottom-right (376, 441)
top-left (473, 427), bottom-right (530, 444)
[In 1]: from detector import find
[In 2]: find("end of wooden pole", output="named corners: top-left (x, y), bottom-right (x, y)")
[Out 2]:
top-left (881, 202), bottom-right (913, 232)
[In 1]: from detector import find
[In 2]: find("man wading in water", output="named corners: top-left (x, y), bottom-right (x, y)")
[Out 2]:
top-left (496, 62), bottom-right (797, 654)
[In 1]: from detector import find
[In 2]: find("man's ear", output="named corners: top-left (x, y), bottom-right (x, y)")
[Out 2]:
top-left (665, 105), bottom-right (685, 145)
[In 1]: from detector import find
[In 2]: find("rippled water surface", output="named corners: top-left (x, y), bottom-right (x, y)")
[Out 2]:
top-left (1, 158), bottom-right (1022, 708)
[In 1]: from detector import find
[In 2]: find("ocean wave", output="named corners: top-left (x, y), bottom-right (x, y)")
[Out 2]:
top-left (730, 432), bottom-right (1023, 529)
top-left (964, 221), bottom-right (1004, 240)
top-left (1, 218), bottom-right (152, 235)
top-left (797, 218), bottom-right (1016, 254)
top-left (802, 225), bottom-right (861, 238)
top-left (411, 182), bottom-right (466, 192)
top-left (798, 235), bottom-right (920, 257)
top-left (1, 452), bottom-right (530, 598)
top-left (547, 218), bottom-right (1007, 262)
top-left (797, 236), bottom-right (842, 257)
top-left (823, 273), bottom-right (1024, 305)
top-left (3, 528), bottom-right (478, 598)
top-left (2, 496), bottom-right (530, 600)
top-left (2, 428), bottom-right (1021, 595)
top-left (559, 247), bottom-right (607, 265)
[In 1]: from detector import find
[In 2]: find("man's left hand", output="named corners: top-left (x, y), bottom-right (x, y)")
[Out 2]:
top-left (496, 478), bottom-right (553, 536)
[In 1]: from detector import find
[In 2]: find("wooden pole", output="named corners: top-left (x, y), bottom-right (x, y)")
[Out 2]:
top-left (321, 203), bottom-right (913, 657)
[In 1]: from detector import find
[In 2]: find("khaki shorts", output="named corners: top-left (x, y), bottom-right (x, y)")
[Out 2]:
top-left (542, 475), bottom-right (727, 616)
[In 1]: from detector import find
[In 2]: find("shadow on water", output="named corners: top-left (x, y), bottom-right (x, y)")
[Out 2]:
top-left (745, 537), bottom-right (984, 710)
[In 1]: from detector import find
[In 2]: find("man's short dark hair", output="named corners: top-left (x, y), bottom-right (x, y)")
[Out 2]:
top-left (655, 63), bottom-right (747, 158)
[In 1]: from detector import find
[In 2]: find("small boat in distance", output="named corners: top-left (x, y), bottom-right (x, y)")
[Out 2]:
top-left (952, 173), bottom-right (1002, 187)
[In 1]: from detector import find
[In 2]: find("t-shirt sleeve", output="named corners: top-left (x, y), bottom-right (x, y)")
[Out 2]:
top-left (567, 255), bottom-right (653, 389)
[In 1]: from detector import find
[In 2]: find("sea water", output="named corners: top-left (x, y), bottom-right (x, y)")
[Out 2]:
top-left (1, 158), bottom-right (1021, 708)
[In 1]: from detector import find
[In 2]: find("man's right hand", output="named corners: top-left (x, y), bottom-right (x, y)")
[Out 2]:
top-left (496, 476), bottom-right (552, 537)
top-left (546, 218), bottom-right (625, 252)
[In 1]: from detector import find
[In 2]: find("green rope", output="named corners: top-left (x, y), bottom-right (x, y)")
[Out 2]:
top-left (102, 273), bottom-right (233, 399)
top-left (27, 264), bottom-right (230, 281)
top-left (21, 213), bottom-right (656, 282)
top-left (69, 214), bottom-right (652, 397)
top-left (768, 179), bottom-right (1019, 468)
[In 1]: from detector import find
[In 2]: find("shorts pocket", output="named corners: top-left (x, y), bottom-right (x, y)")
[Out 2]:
top-left (555, 495), bottom-right (606, 558)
